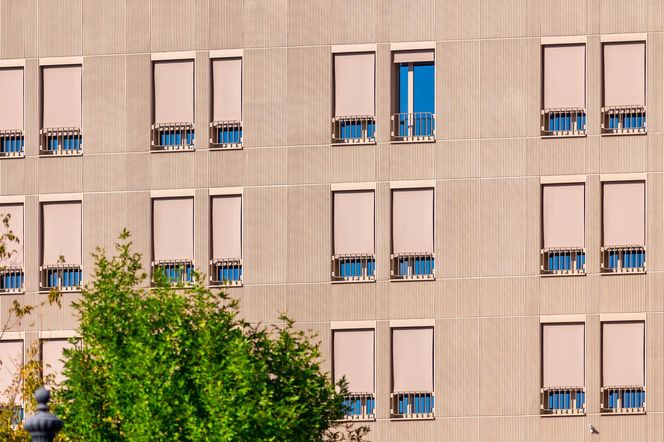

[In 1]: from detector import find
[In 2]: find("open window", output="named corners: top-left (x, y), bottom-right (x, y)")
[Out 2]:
top-left (210, 58), bottom-right (242, 149)
top-left (541, 183), bottom-right (585, 275)
top-left (602, 42), bottom-right (646, 134)
top-left (152, 197), bottom-right (194, 285)
top-left (391, 188), bottom-right (434, 279)
top-left (210, 195), bottom-right (242, 286)
top-left (0, 68), bottom-right (24, 157)
top-left (333, 329), bottom-right (375, 420)
top-left (152, 60), bottom-right (195, 151)
top-left (332, 190), bottom-right (375, 282)
top-left (40, 201), bottom-right (82, 291)
top-left (332, 53), bottom-right (376, 144)
top-left (0, 204), bottom-right (23, 292)
top-left (391, 51), bottom-right (435, 141)
top-left (541, 322), bottom-right (585, 414)
top-left (601, 321), bottom-right (645, 413)
top-left (391, 327), bottom-right (434, 419)
top-left (41, 65), bottom-right (82, 155)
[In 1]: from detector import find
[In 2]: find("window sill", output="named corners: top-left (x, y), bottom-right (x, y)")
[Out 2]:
top-left (150, 147), bottom-right (195, 153)
top-left (600, 269), bottom-right (646, 276)
top-left (601, 131), bottom-right (647, 137)
top-left (0, 289), bottom-right (24, 295)
top-left (390, 138), bottom-right (436, 144)
top-left (208, 282), bottom-right (243, 288)
top-left (541, 133), bottom-right (587, 139)
top-left (331, 278), bottom-right (376, 284)
top-left (540, 272), bottom-right (586, 278)
top-left (0, 153), bottom-right (24, 159)
top-left (39, 151), bottom-right (83, 157)
top-left (389, 276), bottom-right (435, 282)
top-left (540, 411), bottom-right (586, 417)
top-left (389, 416), bottom-right (435, 421)
top-left (600, 410), bottom-right (646, 416)
top-left (39, 288), bottom-right (81, 294)
top-left (331, 140), bottom-right (377, 146)
top-left (209, 144), bottom-right (243, 151)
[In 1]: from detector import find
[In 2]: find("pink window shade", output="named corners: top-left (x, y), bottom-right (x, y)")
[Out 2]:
top-left (392, 327), bottom-right (434, 392)
top-left (333, 191), bottom-right (375, 255)
top-left (152, 198), bottom-right (194, 262)
top-left (602, 322), bottom-right (644, 387)
top-left (212, 195), bottom-right (242, 260)
top-left (392, 188), bottom-right (434, 254)
top-left (603, 42), bottom-right (646, 107)
top-left (542, 323), bottom-right (585, 388)
top-left (0, 204), bottom-right (23, 268)
top-left (153, 60), bottom-right (194, 124)
top-left (0, 340), bottom-right (22, 402)
top-left (212, 58), bottom-right (242, 122)
top-left (393, 50), bottom-right (435, 64)
top-left (42, 65), bottom-right (82, 128)
top-left (542, 184), bottom-right (585, 249)
top-left (543, 45), bottom-right (586, 109)
top-left (333, 329), bottom-right (374, 393)
top-left (334, 53), bottom-right (375, 117)
top-left (42, 202), bottom-right (82, 266)
top-left (602, 181), bottom-right (645, 246)
top-left (0, 68), bottom-right (23, 131)
top-left (42, 339), bottom-right (73, 385)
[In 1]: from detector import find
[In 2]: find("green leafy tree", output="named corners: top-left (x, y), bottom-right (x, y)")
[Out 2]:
top-left (55, 230), bottom-right (368, 442)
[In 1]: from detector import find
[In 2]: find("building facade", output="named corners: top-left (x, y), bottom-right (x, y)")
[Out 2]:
top-left (0, 0), bottom-right (662, 440)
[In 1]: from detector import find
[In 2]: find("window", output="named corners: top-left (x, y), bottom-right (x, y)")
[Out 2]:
top-left (210, 58), bottom-right (242, 149)
top-left (42, 338), bottom-right (74, 386)
top-left (152, 197), bottom-right (194, 285)
top-left (541, 323), bottom-right (585, 414)
top-left (332, 190), bottom-right (375, 282)
top-left (333, 329), bottom-right (375, 420)
top-left (392, 51), bottom-right (435, 141)
top-left (601, 181), bottom-right (646, 273)
top-left (0, 340), bottom-right (23, 416)
top-left (210, 195), bottom-right (242, 286)
top-left (0, 204), bottom-right (24, 292)
top-left (391, 327), bottom-right (434, 419)
top-left (541, 184), bottom-right (585, 275)
top-left (602, 42), bottom-right (646, 134)
top-left (152, 60), bottom-right (195, 151)
top-left (601, 321), bottom-right (645, 413)
top-left (0, 68), bottom-right (24, 157)
top-left (40, 65), bottom-right (82, 155)
top-left (541, 45), bottom-right (586, 136)
top-left (40, 201), bottom-right (82, 290)
top-left (391, 188), bottom-right (434, 279)
top-left (332, 53), bottom-right (376, 144)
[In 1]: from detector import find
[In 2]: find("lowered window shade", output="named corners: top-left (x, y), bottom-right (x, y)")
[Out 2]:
top-left (212, 58), bottom-right (242, 122)
top-left (0, 204), bottom-right (23, 268)
top-left (0, 68), bottom-right (23, 131)
top-left (334, 53), bottom-right (375, 117)
top-left (392, 327), bottom-right (433, 392)
top-left (603, 42), bottom-right (645, 107)
top-left (42, 65), bottom-right (82, 128)
top-left (542, 323), bottom-right (585, 388)
top-left (152, 198), bottom-right (194, 261)
top-left (334, 329), bottom-right (375, 393)
top-left (602, 181), bottom-right (645, 246)
top-left (542, 184), bottom-right (585, 249)
top-left (42, 202), bottom-right (82, 266)
top-left (333, 191), bottom-right (374, 255)
top-left (602, 322), bottom-right (644, 387)
top-left (42, 339), bottom-right (73, 385)
top-left (0, 340), bottom-right (22, 402)
top-left (154, 60), bottom-right (194, 124)
top-left (392, 189), bottom-right (434, 254)
top-left (212, 195), bottom-right (242, 260)
top-left (543, 45), bottom-right (585, 109)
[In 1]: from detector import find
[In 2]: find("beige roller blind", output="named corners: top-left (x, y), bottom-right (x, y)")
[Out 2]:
top-left (42, 202), bottom-right (82, 266)
top-left (0, 68), bottom-right (23, 131)
top-left (543, 45), bottom-right (586, 109)
top-left (0, 340), bottom-right (22, 402)
top-left (393, 50), bottom-right (435, 64)
top-left (42, 65), bottom-right (82, 128)
top-left (333, 329), bottom-right (374, 393)
top-left (212, 58), bottom-right (242, 122)
top-left (542, 323), bottom-right (585, 388)
top-left (334, 53), bottom-right (375, 117)
top-left (542, 184), bottom-right (585, 249)
top-left (333, 191), bottom-right (374, 255)
top-left (212, 195), bottom-right (242, 260)
top-left (602, 181), bottom-right (645, 246)
top-left (0, 204), bottom-right (23, 267)
top-left (602, 322), bottom-right (645, 387)
top-left (152, 198), bottom-right (194, 262)
top-left (42, 339), bottom-right (73, 386)
top-left (392, 327), bottom-right (434, 392)
top-left (153, 60), bottom-right (194, 124)
top-left (392, 188), bottom-right (434, 254)
top-left (603, 42), bottom-right (646, 107)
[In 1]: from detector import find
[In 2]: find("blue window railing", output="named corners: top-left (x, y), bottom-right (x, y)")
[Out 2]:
top-left (332, 116), bottom-right (376, 143)
top-left (40, 128), bottom-right (82, 155)
top-left (392, 112), bottom-right (435, 140)
top-left (210, 121), bottom-right (242, 148)
top-left (40, 264), bottom-right (82, 291)
top-left (602, 386), bottom-right (645, 413)
top-left (541, 108), bottom-right (586, 136)
top-left (210, 258), bottom-right (242, 286)
top-left (601, 245), bottom-right (645, 273)
top-left (391, 253), bottom-right (435, 280)
top-left (541, 248), bottom-right (585, 275)
top-left (541, 387), bottom-right (585, 414)
top-left (602, 106), bottom-right (646, 134)
top-left (152, 123), bottom-right (195, 150)
top-left (152, 260), bottom-right (194, 285)
top-left (0, 267), bottom-right (24, 292)
top-left (342, 393), bottom-right (375, 420)
top-left (332, 254), bottom-right (376, 282)
top-left (0, 130), bottom-right (24, 157)
top-left (391, 392), bottom-right (434, 419)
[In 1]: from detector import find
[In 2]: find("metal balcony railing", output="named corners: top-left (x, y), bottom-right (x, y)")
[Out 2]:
top-left (0, 130), bottom-right (24, 157)
top-left (602, 105), bottom-right (646, 134)
top-left (390, 252), bottom-right (435, 280)
top-left (40, 127), bottom-right (82, 155)
top-left (541, 248), bottom-right (586, 275)
top-left (210, 120), bottom-right (242, 149)
top-left (332, 116), bottom-right (376, 144)
top-left (601, 386), bottom-right (645, 414)
top-left (152, 260), bottom-right (194, 285)
top-left (40, 264), bottom-right (82, 291)
top-left (209, 258), bottom-right (242, 286)
top-left (0, 266), bottom-right (24, 293)
top-left (331, 254), bottom-right (375, 282)
top-left (601, 245), bottom-right (646, 273)
top-left (151, 122), bottom-right (195, 151)
top-left (391, 112), bottom-right (435, 141)
top-left (390, 392), bottom-right (434, 419)
top-left (342, 393), bottom-right (375, 421)
top-left (541, 108), bottom-right (586, 137)
top-left (540, 387), bottom-right (585, 415)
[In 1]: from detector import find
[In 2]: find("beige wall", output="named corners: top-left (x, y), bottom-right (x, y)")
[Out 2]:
top-left (0, 0), bottom-right (663, 440)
